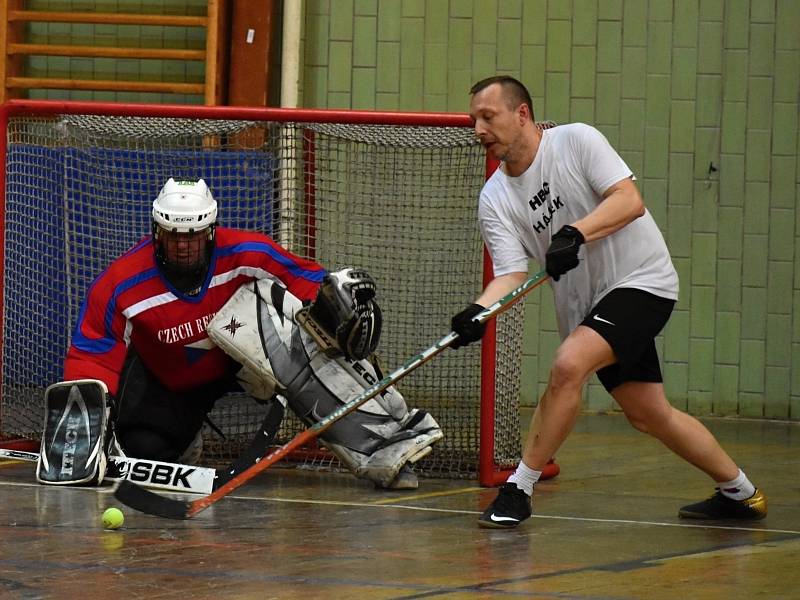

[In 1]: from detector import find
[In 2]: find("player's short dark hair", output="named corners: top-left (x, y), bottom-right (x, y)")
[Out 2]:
top-left (469, 76), bottom-right (535, 121)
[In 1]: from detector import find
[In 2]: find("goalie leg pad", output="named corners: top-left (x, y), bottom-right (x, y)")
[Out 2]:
top-left (37, 379), bottom-right (111, 485)
top-left (213, 278), bottom-right (444, 488)
top-left (318, 411), bottom-right (442, 487)
top-left (355, 409), bottom-right (443, 487)
top-left (285, 359), bottom-right (443, 487)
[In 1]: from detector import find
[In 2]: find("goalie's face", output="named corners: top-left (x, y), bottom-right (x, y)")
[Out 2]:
top-left (159, 227), bottom-right (210, 266)
top-left (153, 223), bottom-right (215, 294)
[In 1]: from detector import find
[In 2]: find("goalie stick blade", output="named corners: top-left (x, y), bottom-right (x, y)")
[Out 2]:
top-left (0, 450), bottom-right (215, 494)
top-left (114, 480), bottom-right (192, 520)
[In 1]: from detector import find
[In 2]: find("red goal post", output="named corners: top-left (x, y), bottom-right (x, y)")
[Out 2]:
top-left (0, 99), bottom-right (527, 486)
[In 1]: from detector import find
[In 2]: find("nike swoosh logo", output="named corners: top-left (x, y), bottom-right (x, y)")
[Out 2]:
top-left (592, 314), bottom-right (615, 326)
top-left (489, 513), bottom-right (519, 522)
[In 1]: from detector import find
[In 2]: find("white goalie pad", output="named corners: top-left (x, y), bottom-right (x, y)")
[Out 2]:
top-left (207, 279), bottom-right (443, 487)
top-left (206, 278), bottom-right (295, 401)
top-left (37, 379), bottom-right (111, 485)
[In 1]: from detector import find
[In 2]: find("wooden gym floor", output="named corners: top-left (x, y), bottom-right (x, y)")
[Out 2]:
top-left (0, 412), bottom-right (798, 599)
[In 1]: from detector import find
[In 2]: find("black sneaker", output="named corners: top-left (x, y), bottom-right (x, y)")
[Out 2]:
top-left (678, 488), bottom-right (767, 520)
top-left (478, 483), bottom-right (532, 529)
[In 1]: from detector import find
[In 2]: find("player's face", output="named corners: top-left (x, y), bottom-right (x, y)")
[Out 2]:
top-left (160, 228), bottom-right (210, 270)
top-left (469, 84), bottom-right (526, 163)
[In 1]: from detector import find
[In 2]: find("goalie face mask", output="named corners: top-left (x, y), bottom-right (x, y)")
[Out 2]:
top-left (153, 224), bottom-right (215, 294)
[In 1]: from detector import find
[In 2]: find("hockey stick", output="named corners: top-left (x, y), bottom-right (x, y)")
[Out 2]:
top-left (1, 398), bottom-right (285, 494)
top-left (115, 269), bottom-right (549, 520)
top-left (0, 449), bottom-right (216, 494)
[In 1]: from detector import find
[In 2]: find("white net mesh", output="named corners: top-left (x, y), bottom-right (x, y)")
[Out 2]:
top-left (1, 111), bottom-right (524, 478)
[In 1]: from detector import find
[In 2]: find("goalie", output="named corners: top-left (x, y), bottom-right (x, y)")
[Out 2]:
top-left (39, 176), bottom-right (441, 490)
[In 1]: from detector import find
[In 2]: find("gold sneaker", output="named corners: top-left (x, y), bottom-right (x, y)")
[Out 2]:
top-left (679, 488), bottom-right (767, 520)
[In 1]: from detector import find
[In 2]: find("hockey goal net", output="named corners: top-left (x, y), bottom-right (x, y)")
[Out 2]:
top-left (0, 100), bottom-right (525, 485)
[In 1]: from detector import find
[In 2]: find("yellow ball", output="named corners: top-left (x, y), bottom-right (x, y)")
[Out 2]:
top-left (102, 507), bottom-right (124, 530)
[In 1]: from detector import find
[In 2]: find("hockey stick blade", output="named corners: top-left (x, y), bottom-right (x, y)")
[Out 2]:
top-left (115, 269), bottom-right (549, 519)
top-left (115, 479), bottom-right (192, 520)
top-left (0, 449), bottom-right (215, 494)
top-left (115, 428), bottom-right (318, 519)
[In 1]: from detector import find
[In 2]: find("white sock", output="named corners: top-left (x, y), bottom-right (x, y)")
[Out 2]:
top-left (718, 469), bottom-right (756, 501)
top-left (507, 461), bottom-right (541, 496)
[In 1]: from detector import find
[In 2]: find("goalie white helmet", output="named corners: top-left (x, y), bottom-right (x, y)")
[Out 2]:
top-left (152, 178), bottom-right (217, 294)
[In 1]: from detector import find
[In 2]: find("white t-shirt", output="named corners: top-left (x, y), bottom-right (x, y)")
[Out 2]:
top-left (479, 123), bottom-right (679, 337)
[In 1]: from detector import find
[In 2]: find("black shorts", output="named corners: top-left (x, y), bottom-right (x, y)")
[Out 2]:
top-left (113, 350), bottom-right (237, 461)
top-left (581, 288), bottom-right (675, 393)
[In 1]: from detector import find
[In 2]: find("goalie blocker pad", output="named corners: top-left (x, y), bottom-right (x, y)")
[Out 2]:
top-left (207, 279), bottom-right (443, 487)
top-left (37, 379), bottom-right (111, 485)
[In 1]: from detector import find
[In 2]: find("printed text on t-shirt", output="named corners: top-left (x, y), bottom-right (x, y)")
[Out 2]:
top-left (529, 182), bottom-right (565, 233)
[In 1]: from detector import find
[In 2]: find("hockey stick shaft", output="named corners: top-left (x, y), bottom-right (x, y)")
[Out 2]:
top-left (116, 269), bottom-right (549, 519)
top-left (0, 449), bottom-right (39, 462)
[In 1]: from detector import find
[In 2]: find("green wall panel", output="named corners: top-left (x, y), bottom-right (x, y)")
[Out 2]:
top-left (717, 208), bottom-right (743, 260)
top-left (598, 0), bottom-right (623, 20)
top-left (400, 17), bottom-right (424, 69)
top-left (715, 312), bottom-right (741, 364)
top-left (353, 16), bottom-right (377, 67)
top-left (713, 364), bottom-right (740, 415)
top-left (402, 0), bottom-right (425, 18)
top-left (378, 0), bottom-right (401, 40)
top-left (776, 0), bottom-right (800, 49)
top-left (698, 21), bottom-right (723, 74)
top-left (622, 46), bottom-right (647, 98)
top-left (715, 259), bottom-right (742, 312)
top-left (330, 0), bottom-right (354, 39)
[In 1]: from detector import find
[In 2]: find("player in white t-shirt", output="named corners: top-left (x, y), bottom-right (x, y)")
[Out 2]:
top-left (451, 76), bottom-right (766, 528)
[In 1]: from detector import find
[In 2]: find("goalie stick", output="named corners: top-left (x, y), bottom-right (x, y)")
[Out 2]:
top-left (115, 270), bottom-right (550, 520)
top-left (1, 398), bottom-right (285, 493)
top-left (0, 449), bottom-right (216, 494)
top-left (0, 396), bottom-right (286, 494)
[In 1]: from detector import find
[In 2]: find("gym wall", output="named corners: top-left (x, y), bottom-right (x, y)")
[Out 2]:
top-left (15, 0), bottom-right (800, 419)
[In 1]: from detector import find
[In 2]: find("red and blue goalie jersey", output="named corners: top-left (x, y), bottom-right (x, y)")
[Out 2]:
top-left (64, 227), bottom-right (326, 396)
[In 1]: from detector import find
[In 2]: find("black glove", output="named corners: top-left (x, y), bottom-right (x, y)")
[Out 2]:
top-left (545, 225), bottom-right (585, 281)
top-left (450, 303), bottom-right (486, 349)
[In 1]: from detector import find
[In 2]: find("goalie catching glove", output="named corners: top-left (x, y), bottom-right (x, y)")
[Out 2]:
top-left (299, 268), bottom-right (382, 361)
top-left (207, 276), bottom-right (442, 489)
